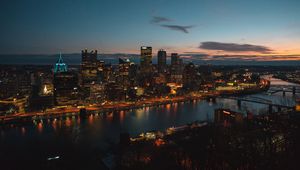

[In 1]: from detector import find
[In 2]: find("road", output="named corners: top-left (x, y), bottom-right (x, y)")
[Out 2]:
top-left (0, 80), bottom-right (269, 124)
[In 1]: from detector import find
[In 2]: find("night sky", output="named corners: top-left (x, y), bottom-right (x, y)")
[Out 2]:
top-left (1, 0), bottom-right (300, 62)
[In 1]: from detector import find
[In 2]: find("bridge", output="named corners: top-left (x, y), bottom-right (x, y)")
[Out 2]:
top-left (0, 97), bottom-right (28, 113)
top-left (268, 86), bottom-right (300, 96)
top-left (215, 96), bottom-right (296, 114)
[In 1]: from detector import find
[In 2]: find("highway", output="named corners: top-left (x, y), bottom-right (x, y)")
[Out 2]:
top-left (0, 81), bottom-right (269, 124)
top-left (0, 94), bottom-right (206, 123)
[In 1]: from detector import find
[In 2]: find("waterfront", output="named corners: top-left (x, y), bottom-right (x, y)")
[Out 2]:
top-left (0, 77), bottom-right (299, 169)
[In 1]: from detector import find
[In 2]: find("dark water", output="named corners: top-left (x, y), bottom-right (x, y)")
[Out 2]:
top-left (0, 77), bottom-right (299, 169)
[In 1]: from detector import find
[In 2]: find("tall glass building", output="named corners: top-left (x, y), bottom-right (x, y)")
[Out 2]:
top-left (140, 46), bottom-right (152, 73)
top-left (157, 49), bottom-right (167, 73)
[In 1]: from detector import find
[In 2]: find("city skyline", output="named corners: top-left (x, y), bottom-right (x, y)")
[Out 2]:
top-left (2, 1), bottom-right (300, 169)
top-left (1, 0), bottom-right (300, 62)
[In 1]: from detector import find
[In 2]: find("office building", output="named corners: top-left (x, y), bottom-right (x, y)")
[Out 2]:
top-left (54, 53), bottom-right (68, 73)
top-left (183, 63), bottom-right (198, 90)
top-left (53, 55), bottom-right (79, 105)
top-left (53, 72), bottom-right (79, 106)
top-left (81, 49), bottom-right (99, 89)
top-left (171, 53), bottom-right (179, 66)
top-left (140, 46), bottom-right (152, 74)
top-left (157, 49), bottom-right (167, 73)
top-left (170, 53), bottom-right (183, 83)
top-left (118, 58), bottom-right (131, 88)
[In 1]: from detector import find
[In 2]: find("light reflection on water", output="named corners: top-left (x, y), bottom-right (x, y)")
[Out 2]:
top-left (21, 127), bottom-right (26, 136)
top-left (6, 86), bottom-right (299, 137)
top-left (0, 77), bottom-right (299, 166)
top-left (65, 117), bottom-right (71, 127)
top-left (88, 114), bottom-right (94, 125)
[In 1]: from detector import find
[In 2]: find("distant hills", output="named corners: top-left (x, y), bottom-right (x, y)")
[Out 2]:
top-left (0, 54), bottom-right (300, 66)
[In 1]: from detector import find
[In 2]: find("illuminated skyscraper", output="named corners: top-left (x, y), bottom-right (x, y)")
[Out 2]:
top-left (53, 72), bottom-right (79, 106)
top-left (118, 58), bottom-right (131, 87)
top-left (97, 60), bottom-right (105, 82)
top-left (140, 46), bottom-right (152, 73)
top-left (157, 49), bottom-right (167, 73)
top-left (170, 53), bottom-right (183, 83)
top-left (119, 58), bottom-right (131, 76)
top-left (81, 49), bottom-right (99, 88)
top-left (53, 56), bottom-right (78, 106)
top-left (183, 63), bottom-right (198, 90)
top-left (54, 53), bottom-right (67, 73)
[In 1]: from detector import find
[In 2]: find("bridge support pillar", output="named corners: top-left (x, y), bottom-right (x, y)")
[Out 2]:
top-left (79, 108), bottom-right (87, 119)
top-left (277, 106), bottom-right (281, 112)
top-left (207, 97), bottom-right (216, 103)
top-left (269, 105), bottom-right (273, 114)
top-left (237, 100), bottom-right (241, 108)
top-left (212, 97), bottom-right (216, 103)
top-left (293, 87), bottom-right (296, 95)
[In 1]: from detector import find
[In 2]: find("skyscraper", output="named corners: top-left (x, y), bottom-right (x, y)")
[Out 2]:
top-left (183, 63), bottom-right (198, 90)
top-left (53, 55), bottom-right (79, 106)
top-left (157, 49), bottom-right (167, 73)
top-left (54, 53), bottom-right (67, 73)
top-left (170, 53), bottom-right (183, 83)
top-left (140, 46), bottom-right (152, 73)
top-left (118, 58), bottom-right (131, 88)
top-left (171, 53), bottom-right (179, 66)
top-left (53, 72), bottom-right (79, 106)
top-left (81, 49), bottom-right (99, 89)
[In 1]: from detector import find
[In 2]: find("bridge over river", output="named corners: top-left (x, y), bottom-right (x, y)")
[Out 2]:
top-left (267, 86), bottom-right (300, 96)
top-left (217, 96), bottom-right (296, 114)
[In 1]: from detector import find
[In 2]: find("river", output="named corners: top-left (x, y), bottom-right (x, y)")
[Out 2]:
top-left (0, 77), bottom-right (299, 169)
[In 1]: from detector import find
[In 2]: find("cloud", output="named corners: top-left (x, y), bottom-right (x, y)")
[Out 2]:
top-left (150, 16), bottom-right (172, 24)
top-left (150, 16), bottom-right (195, 33)
top-left (160, 25), bottom-right (195, 33)
top-left (199, 42), bottom-right (272, 53)
top-left (186, 54), bottom-right (300, 62)
top-left (182, 52), bottom-right (209, 58)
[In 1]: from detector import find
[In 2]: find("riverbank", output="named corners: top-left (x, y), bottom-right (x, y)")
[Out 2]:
top-left (273, 75), bottom-right (300, 85)
top-left (118, 110), bottom-right (300, 169)
top-left (0, 81), bottom-right (270, 125)
top-left (0, 95), bottom-right (204, 125)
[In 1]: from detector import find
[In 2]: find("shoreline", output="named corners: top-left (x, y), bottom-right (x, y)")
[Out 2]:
top-left (0, 82), bottom-right (270, 125)
top-left (273, 75), bottom-right (300, 86)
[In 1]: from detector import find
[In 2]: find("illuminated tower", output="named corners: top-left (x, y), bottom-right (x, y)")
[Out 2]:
top-left (53, 72), bottom-right (79, 106)
top-left (81, 49), bottom-right (99, 88)
top-left (140, 46), bottom-right (152, 73)
top-left (54, 53), bottom-right (67, 73)
top-left (53, 54), bottom-right (78, 106)
top-left (170, 53), bottom-right (183, 83)
top-left (118, 58), bottom-right (131, 88)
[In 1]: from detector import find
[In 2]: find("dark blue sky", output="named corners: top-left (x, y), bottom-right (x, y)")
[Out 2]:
top-left (1, 0), bottom-right (300, 59)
